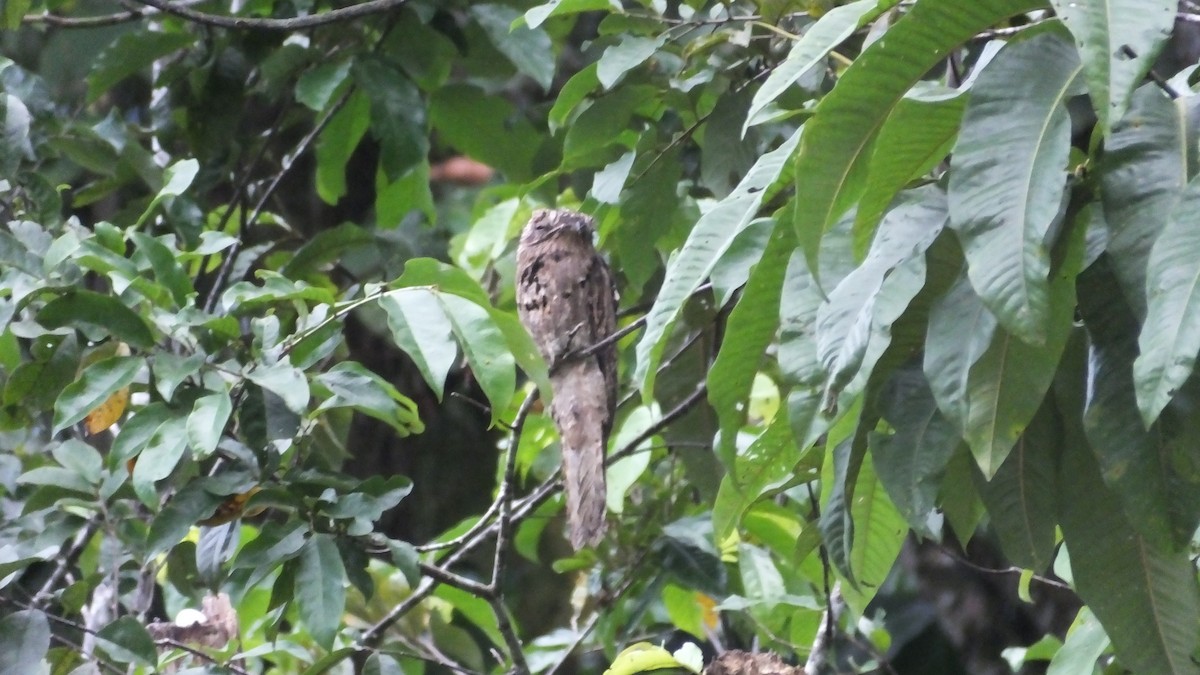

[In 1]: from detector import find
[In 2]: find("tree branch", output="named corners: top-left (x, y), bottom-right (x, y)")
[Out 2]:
top-left (118, 0), bottom-right (410, 31)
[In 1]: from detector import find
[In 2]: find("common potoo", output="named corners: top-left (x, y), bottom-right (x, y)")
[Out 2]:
top-left (516, 209), bottom-right (617, 550)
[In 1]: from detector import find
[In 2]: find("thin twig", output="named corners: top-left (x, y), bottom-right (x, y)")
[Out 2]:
top-left (1118, 45), bottom-right (1181, 99)
top-left (489, 599), bottom-right (530, 675)
top-left (606, 383), bottom-right (709, 465)
top-left (492, 392), bottom-right (539, 588)
top-left (119, 0), bottom-right (410, 31)
top-left (416, 562), bottom-right (492, 597)
top-left (31, 516), bottom-right (101, 608)
top-left (22, 0), bottom-right (207, 27)
top-left (936, 548), bottom-right (1073, 592)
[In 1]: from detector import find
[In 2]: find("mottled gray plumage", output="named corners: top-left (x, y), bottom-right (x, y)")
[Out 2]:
top-left (516, 209), bottom-right (617, 550)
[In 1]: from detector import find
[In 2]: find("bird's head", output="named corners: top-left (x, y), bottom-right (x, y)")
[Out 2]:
top-left (522, 209), bottom-right (595, 246)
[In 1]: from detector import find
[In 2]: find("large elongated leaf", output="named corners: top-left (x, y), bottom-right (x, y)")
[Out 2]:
top-left (746, 0), bottom-right (893, 129)
top-left (634, 127), bottom-right (801, 398)
top-left (792, 0), bottom-right (1046, 267)
top-left (1058, 427), bottom-right (1200, 674)
top-left (296, 533), bottom-right (347, 650)
top-left (1078, 260), bottom-right (1200, 550)
top-left (1049, 0), bottom-right (1176, 134)
top-left (948, 31), bottom-right (1080, 345)
top-left (843, 450), bottom-right (906, 613)
top-left (872, 366), bottom-right (961, 538)
top-left (816, 188), bottom-right (946, 404)
top-left (853, 86), bottom-right (966, 257)
top-left (708, 221), bottom-right (794, 464)
top-left (1133, 174), bottom-right (1200, 425)
top-left (974, 397), bottom-right (1058, 571)
top-left (1099, 86), bottom-right (1197, 318)
top-left (929, 215), bottom-right (1081, 477)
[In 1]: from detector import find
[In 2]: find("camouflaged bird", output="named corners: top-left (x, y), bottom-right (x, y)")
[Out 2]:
top-left (516, 209), bottom-right (617, 550)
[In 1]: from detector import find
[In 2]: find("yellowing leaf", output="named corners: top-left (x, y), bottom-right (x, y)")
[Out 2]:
top-left (696, 593), bottom-right (718, 630)
top-left (197, 487), bottom-right (262, 527)
top-left (85, 386), bottom-right (129, 434)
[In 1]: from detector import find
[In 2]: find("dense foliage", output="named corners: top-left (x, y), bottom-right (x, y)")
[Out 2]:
top-left (3, 0), bottom-right (1200, 673)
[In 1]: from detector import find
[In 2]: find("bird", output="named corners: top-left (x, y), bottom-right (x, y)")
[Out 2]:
top-left (515, 209), bottom-right (618, 550)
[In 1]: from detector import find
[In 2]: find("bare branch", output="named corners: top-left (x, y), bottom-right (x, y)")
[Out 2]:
top-left (119, 0), bottom-right (410, 31)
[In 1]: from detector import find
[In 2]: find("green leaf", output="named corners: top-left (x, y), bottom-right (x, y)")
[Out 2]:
top-left (853, 87), bottom-right (965, 257)
top-left (592, 149), bottom-right (636, 204)
top-left (0, 609), bottom-right (50, 674)
top-left (597, 35), bottom-right (665, 89)
top-left (948, 31), bottom-right (1080, 345)
top-left (923, 276), bottom-right (996, 434)
top-left (562, 85), bottom-right (654, 168)
top-left (1049, 0), bottom-right (1176, 134)
top-left (470, 4), bottom-right (555, 90)
top-left (188, 389), bottom-right (232, 458)
top-left (37, 289), bottom-right (154, 349)
top-left (234, 521), bottom-right (307, 570)
top-left (635, 126), bottom-right (801, 398)
top-left (1078, 260), bottom-right (1200, 549)
top-left (549, 63), bottom-right (599, 133)
top-left (843, 449), bottom-right (906, 613)
top-left (87, 30), bottom-right (194, 103)
top-left (816, 188), bottom-right (945, 404)
top-left (296, 58), bottom-right (352, 112)
top-left (871, 367), bottom-right (960, 538)
top-left (52, 355), bottom-right (143, 434)
top-left (1047, 608), bottom-right (1111, 675)
top-left (52, 439), bottom-right (103, 485)
top-left (438, 294), bottom-right (515, 426)
top-left (1133, 174), bottom-right (1200, 426)
top-left (713, 412), bottom-right (799, 542)
top-left (136, 158), bottom-right (199, 227)
top-left (353, 58), bottom-right (428, 181)
top-left (974, 397), bottom-right (1058, 571)
top-left (146, 481), bottom-right (223, 557)
top-left (364, 653), bottom-right (404, 675)
top-left (524, 0), bottom-right (617, 29)
top-left (129, 231), bottom-right (194, 308)
top-left (737, 543), bottom-right (785, 614)
top-left (280, 222), bottom-right (376, 279)
top-left (111, 403), bottom-right (171, 463)
top-left (930, 214), bottom-right (1081, 477)
top-left (380, 289), bottom-right (456, 401)
top-left (131, 413), bottom-right (188, 506)
top-left (296, 534), bottom-right (347, 650)
top-left (1098, 86), bottom-right (1194, 318)
top-left (315, 91), bottom-right (370, 205)
top-left (96, 616), bottom-right (157, 666)
top-left (746, 0), bottom-right (892, 129)
top-left (708, 220), bottom-right (794, 462)
top-left (246, 358), bottom-right (310, 415)
top-left (222, 272), bottom-right (336, 311)
top-left (313, 361), bottom-right (423, 436)
top-left (2, 0), bottom-right (31, 30)
top-left (1058, 430), bottom-right (1200, 674)
top-left (793, 0), bottom-right (1045, 269)
top-left (429, 84), bottom-right (541, 182)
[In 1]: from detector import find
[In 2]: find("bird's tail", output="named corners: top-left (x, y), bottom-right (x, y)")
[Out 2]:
top-left (552, 361), bottom-right (609, 550)
top-left (561, 435), bottom-right (607, 550)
